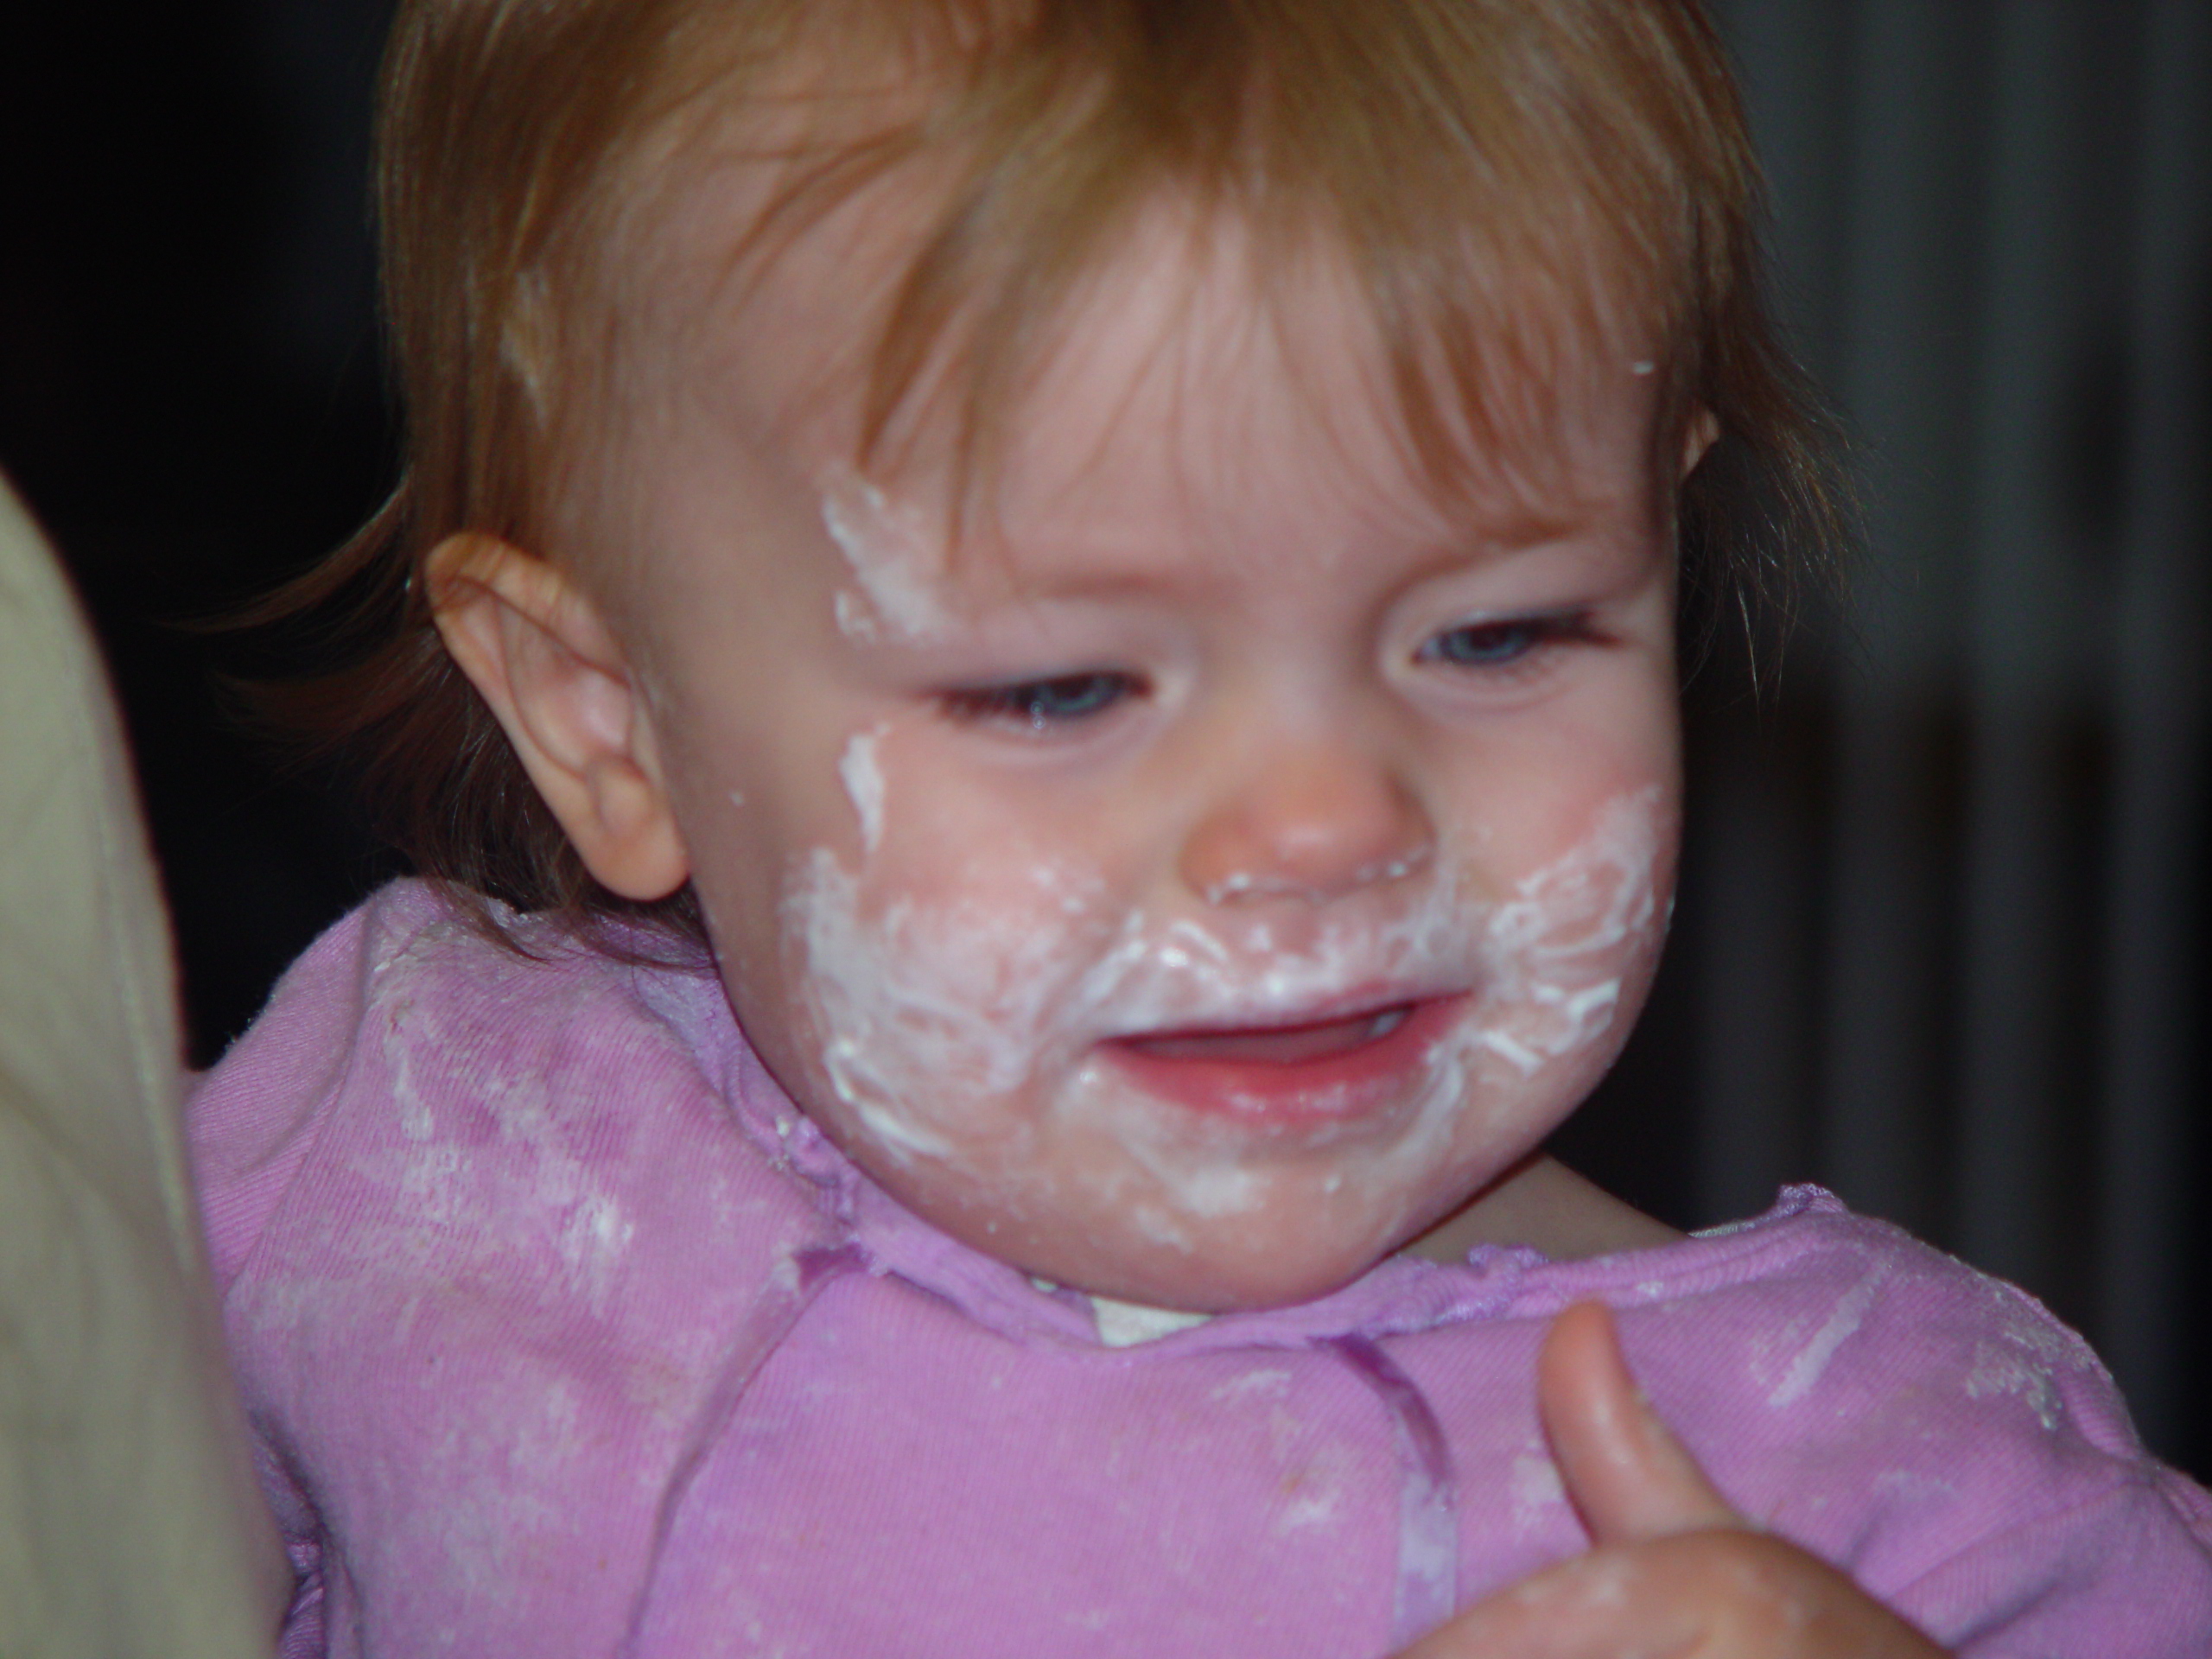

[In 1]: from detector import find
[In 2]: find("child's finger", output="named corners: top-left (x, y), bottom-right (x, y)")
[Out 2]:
top-left (1536, 1300), bottom-right (1738, 1544)
top-left (1395, 1531), bottom-right (1953, 1659)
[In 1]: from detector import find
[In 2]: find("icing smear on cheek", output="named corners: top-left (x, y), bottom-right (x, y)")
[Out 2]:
top-left (783, 788), bottom-right (1666, 1243)
top-left (838, 727), bottom-right (888, 855)
top-left (1464, 792), bottom-right (1663, 1076)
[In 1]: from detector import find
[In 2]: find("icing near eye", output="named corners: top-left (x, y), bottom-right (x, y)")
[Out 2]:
top-left (944, 671), bottom-right (1144, 730)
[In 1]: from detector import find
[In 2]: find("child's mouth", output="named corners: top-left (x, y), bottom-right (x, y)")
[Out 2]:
top-left (1121, 1005), bottom-right (1411, 1065)
top-left (1100, 995), bottom-right (1466, 1125)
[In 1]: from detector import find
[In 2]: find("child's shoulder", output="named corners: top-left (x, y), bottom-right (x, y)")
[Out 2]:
top-left (188, 883), bottom-right (640, 1163)
top-left (1477, 1190), bottom-right (2212, 1644)
top-left (1511, 1185), bottom-right (2136, 1469)
top-left (184, 880), bottom-right (794, 1298)
top-left (194, 882), bottom-right (646, 1095)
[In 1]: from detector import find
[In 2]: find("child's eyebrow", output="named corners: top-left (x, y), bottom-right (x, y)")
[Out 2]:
top-left (1400, 490), bottom-right (1632, 564)
top-left (956, 506), bottom-right (1626, 612)
top-left (1460, 508), bottom-right (1589, 551)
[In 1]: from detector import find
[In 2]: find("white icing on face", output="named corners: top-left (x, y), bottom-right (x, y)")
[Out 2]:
top-left (1199, 848), bottom-right (1433, 907)
top-left (819, 465), bottom-right (956, 642)
top-left (786, 787), bottom-right (1664, 1255)
top-left (837, 725), bottom-right (889, 856)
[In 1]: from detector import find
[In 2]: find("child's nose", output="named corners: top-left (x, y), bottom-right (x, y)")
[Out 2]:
top-left (1177, 741), bottom-right (1435, 907)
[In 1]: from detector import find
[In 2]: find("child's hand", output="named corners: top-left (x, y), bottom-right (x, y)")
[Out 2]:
top-left (1396, 1302), bottom-right (1951, 1659)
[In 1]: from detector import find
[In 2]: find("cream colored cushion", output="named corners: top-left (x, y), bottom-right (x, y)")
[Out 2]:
top-left (0, 475), bottom-right (288, 1656)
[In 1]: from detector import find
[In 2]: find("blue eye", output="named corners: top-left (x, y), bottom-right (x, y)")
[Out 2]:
top-left (1407, 614), bottom-right (1583, 672)
top-left (944, 671), bottom-right (1142, 730)
top-left (1421, 620), bottom-right (1548, 667)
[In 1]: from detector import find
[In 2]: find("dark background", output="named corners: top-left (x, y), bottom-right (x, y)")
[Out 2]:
top-left (2, 2), bottom-right (2206, 1478)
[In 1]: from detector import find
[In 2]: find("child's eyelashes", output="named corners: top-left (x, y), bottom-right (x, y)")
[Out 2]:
top-left (940, 670), bottom-right (1147, 731)
top-left (933, 613), bottom-right (1599, 734)
top-left (1416, 611), bottom-right (1599, 676)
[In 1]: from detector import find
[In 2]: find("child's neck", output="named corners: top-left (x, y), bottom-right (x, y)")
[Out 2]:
top-left (1077, 1158), bottom-right (1675, 1344)
top-left (1403, 1154), bottom-right (1679, 1266)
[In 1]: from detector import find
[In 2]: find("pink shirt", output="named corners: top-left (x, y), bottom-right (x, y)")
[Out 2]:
top-left (190, 883), bottom-right (2212, 1657)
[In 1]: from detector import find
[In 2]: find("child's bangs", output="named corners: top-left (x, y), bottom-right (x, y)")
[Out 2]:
top-left (617, 0), bottom-right (1739, 523)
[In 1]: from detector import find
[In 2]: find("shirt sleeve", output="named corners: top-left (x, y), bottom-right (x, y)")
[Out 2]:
top-left (1893, 1465), bottom-right (2212, 1657)
top-left (183, 894), bottom-right (402, 1657)
top-left (186, 900), bottom-right (382, 1295)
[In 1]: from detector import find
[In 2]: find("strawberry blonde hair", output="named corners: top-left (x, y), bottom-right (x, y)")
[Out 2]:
top-left (266, 0), bottom-right (1838, 934)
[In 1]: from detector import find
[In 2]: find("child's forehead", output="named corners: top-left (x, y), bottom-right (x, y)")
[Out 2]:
top-left (616, 146), bottom-right (1664, 559)
top-left (979, 226), bottom-right (1652, 550)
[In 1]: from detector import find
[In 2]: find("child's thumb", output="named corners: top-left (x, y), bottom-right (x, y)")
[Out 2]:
top-left (1536, 1300), bottom-right (1740, 1545)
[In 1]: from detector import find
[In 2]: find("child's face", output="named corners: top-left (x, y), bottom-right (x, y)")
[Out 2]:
top-left (578, 203), bottom-right (1681, 1311)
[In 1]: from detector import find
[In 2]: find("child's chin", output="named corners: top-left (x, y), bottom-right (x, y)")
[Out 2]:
top-left (853, 1121), bottom-right (1452, 1313)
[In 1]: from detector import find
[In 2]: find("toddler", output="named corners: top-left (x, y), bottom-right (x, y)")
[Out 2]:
top-left (189, 0), bottom-right (2212, 1654)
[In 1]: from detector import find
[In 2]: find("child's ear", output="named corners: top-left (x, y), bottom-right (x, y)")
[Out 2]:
top-left (426, 534), bottom-right (690, 902)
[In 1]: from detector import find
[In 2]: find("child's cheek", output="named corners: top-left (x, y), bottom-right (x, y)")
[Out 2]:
top-left (836, 722), bottom-right (892, 857)
top-left (1446, 784), bottom-right (1674, 1086)
top-left (780, 722), bottom-right (1112, 1174)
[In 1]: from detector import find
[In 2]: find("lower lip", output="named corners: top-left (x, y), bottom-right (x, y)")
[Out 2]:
top-left (1099, 995), bottom-right (1468, 1127)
